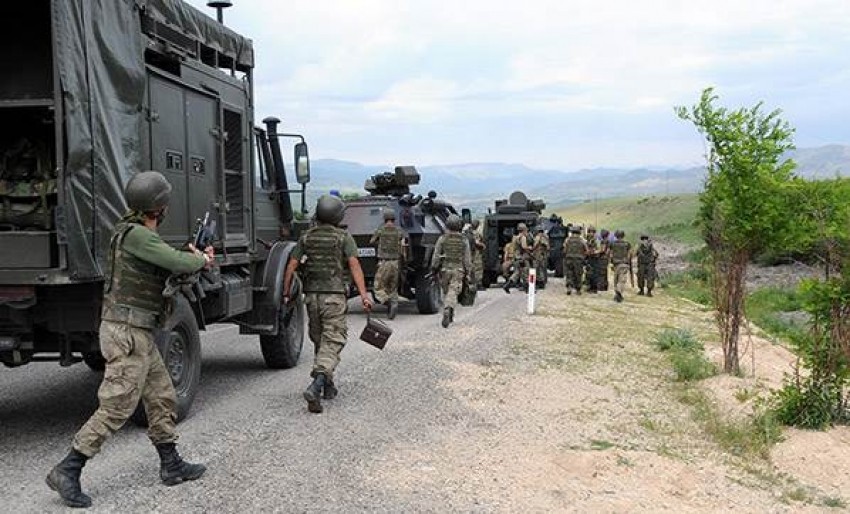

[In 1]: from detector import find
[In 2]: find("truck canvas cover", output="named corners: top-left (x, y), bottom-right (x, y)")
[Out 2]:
top-left (51, 0), bottom-right (253, 280)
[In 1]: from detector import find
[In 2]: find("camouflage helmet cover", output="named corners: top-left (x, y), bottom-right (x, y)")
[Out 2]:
top-left (383, 208), bottom-right (396, 221)
top-left (517, 222), bottom-right (528, 231)
top-left (316, 194), bottom-right (346, 225)
top-left (446, 214), bottom-right (463, 231)
top-left (125, 170), bottom-right (172, 212)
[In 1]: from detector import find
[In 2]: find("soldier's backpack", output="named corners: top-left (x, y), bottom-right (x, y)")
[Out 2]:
top-left (0, 138), bottom-right (55, 230)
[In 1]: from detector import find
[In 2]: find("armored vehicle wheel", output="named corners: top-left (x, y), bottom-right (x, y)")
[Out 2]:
top-left (415, 273), bottom-right (442, 314)
top-left (260, 294), bottom-right (305, 369)
top-left (131, 296), bottom-right (201, 426)
top-left (83, 352), bottom-right (106, 372)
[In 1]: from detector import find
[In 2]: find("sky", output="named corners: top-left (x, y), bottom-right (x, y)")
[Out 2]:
top-left (187, 0), bottom-right (850, 171)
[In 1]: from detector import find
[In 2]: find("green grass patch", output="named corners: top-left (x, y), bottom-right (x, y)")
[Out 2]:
top-left (653, 329), bottom-right (717, 381)
top-left (745, 287), bottom-right (807, 342)
top-left (590, 439), bottom-right (616, 450)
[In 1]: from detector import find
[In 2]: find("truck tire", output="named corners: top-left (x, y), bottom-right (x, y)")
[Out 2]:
top-left (415, 273), bottom-right (442, 314)
top-left (260, 294), bottom-right (305, 369)
top-left (131, 296), bottom-right (201, 426)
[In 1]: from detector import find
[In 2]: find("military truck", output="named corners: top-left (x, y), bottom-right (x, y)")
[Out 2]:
top-left (0, 0), bottom-right (311, 420)
top-left (480, 191), bottom-right (545, 288)
top-left (341, 166), bottom-right (464, 314)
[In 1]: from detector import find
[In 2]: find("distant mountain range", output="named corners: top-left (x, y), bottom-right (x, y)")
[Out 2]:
top-left (307, 144), bottom-right (850, 214)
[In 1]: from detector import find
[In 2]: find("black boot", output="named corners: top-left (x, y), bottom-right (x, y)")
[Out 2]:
top-left (441, 307), bottom-right (453, 328)
top-left (304, 373), bottom-right (326, 413)
top-left (46, 449), bottom-right (92, 508)
top-left (647, 289), bottom-right (653, 297)
top-left (155, 443), bottom-right (206, 486)
top-left (388, 300), bottom-right (398, 320)
top-left (638, 288), bottom-right (644, 296)
top-left (615, 291), bottom-right (623, 303)
top-left (323, 377), bottom-right (338, 400)
top-left (502, 280), bottom-right (512, 294)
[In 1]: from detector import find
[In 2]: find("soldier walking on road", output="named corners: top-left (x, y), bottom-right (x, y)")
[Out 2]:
top-left (47, 171), bottom-right (212, 509)
top-left (505, 222), bottom-right (533, 293)
top-left (637, 233), bottom-right (659, 297)
top-left (369, 208), bottom-right (407, 319)
top-left (532, 225), bottom-right (550, 289)
top-left (501, 231), bottom-right (515, 283)
top-left (471, 219), bottom-right (486, 290)
top-left (610, 229), bottom-right (632, 303)
top-left (562, 225), bottom-right (587, 295)
top-left (597, 229), bottom-right (611, 291)
top-left (284, 195), bottom-right (373, 414)
top-left (432, 214), bottom-right (471, 328)
top-left (584, 225), bottom-right (599, 293)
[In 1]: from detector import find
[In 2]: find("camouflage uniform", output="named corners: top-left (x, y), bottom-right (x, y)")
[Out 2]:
top-left (584, 231), bottom-right (599, 292)
top-left (610, 237), bottom-right (632, 302)
top-left (431, 231), bottom-right (471, 327)
top-left (596, 234), bottom-right (610, 291)
top-left (532, 231), bottom-right (550, 287)
top-left (369, 224), bottom-right (405, 305)
top-left (510, 231), bottom-right (534, 288)
top-left (291, 224), bottom-right (358, 380)
top-left (501, 240), bottom-right (515, 279)
top-left (562, 232), bottom-right (587, 294)
top-left (473, 228), bottom-right (485, 288)
top-left (73, 218), bottom-right (206, 458)
top-left (636, 238), bottom-right (659, 296)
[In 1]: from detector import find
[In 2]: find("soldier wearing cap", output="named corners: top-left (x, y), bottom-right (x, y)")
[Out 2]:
top-left (47, 171), bottom-right (213, 509)
top-left (584, 225), bottom-right (599, 293)
top-left (369, 208), bottom-right (407, 319)
top-left (284, 195), bottom-right (372, 414)
top-left (597, 229), bottom-right (611, 291)
top-left (504, 222), bottom-right (533, 293)
top-left (431, 214), bottom-right (471, 328)
top-left (636, 233), bottom-right (659, 297)
top-left (562, 225), bottom-right (587, 295)
top-left (609, 229), bottom-right (632, 303)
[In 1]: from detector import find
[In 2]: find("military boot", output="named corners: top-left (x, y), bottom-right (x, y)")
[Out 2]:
top-left (638, 288), bottom-right (645, 296)
top-left (502, 280), bottom-right (512, 294)
top-left (304, 373), bottom-right (326, 413)
top-left (46, 449), bottom-right (92, 508)
top-left (323, 377), bottom-right (338, 400)
top-left (388, 300), bottom-right (398, 320)
top-left (155, 443), bottom-right (206, 486)
top-left (615, 291), bottom-right (623, 303)
top-left (441, 307), bottom-right (453, 328)
top-left (647, 289), bottom-right (653, 297)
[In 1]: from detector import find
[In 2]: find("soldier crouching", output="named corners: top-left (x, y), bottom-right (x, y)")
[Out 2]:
top-left (283, 195), bottom-right (372, 414)
top-left (47, 171), bottom-right (212, 509)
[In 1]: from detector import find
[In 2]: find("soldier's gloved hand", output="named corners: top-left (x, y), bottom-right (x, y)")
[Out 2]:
top-left (361, 294), bottom-right (373, 312)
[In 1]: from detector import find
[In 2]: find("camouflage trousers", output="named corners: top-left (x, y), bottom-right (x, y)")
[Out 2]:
top-left (584, 256), bottom-right (599, 291)
top-left (596, 257), bottom-right (610, 291)
top-left (534, 256), bottom-right (548, 286)
top-left (374, 259), bottom-right (400, 304)
top-left (510, 257), bottom-right (531, 285)
top-left (614, 263), bottom-right (630, 294)
top-left (474, 253), bottom-right (484, 287)
top-left (305, 293), bottom-right (348, 380)
top-left (637, 263), bottom-right (657, 291)
top-left (73, 320), bottom-right (177, 457)
top-left (441, 269), bottom-right (464, 310)
top-left (564, 257), bottom-right (584, 292)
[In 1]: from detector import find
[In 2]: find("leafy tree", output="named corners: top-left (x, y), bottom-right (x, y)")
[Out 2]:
top-left (675, 88), bottom-right (796, 374)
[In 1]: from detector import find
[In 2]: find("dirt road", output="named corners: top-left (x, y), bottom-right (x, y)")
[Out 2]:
top-left (0, 281), bottom-right (844, 512)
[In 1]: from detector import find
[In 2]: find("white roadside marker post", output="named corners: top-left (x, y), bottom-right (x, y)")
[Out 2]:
top-left (527, 268), bottom-right (536, 315)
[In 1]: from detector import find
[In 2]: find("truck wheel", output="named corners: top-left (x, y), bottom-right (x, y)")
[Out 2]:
top-left (415, 273), bottom-right (442, 314)
top-left (260, 294), bottom-right (305, 369)
top-left (131, 296), bottom-right (201, 426)
top-left (83, 352), bottom-right (106, 372)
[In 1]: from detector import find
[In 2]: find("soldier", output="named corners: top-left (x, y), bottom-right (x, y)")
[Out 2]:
top-left (47, 171), bottom-right (212, 509)
top-left (505, 222), bottom-right (533, 293)
top-left (562, 225), bottom-right (587, 295)
top-left (636, 233), bottom-right (659, 296)
top-left (584, 225), bottom-right (599, 293)
top-left (501, 230), bottom-right (516, 283)
top-left (597, 229), bottom-right (611, 291)
top-left (369, 208), bottom-right (407, 319)
top-left (471, 219), bottom-right (486, 290)
top-left (532, 225), bottom-right (550, 289)
top-left (283, 195), bottom-right (372, 414)
top-left (431, 214), bottom-right (472, 328)
top-left (610, 229), bottom-right (632, 303)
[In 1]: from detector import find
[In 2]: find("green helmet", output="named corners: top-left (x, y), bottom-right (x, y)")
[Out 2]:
top-left (383, 208), bottom-right (396, 221)
top-left (446, 214), bottom-right (463, 231)
top-left (125, 170), bottom-right (172, 212)
top-left (316, 194), bottom-right (346, 225)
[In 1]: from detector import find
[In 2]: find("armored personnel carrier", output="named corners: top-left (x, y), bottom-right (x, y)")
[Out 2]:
top-left (0, 0), bottom-right (311, 421)
top-left (341, 166), bottom-right (464, 314)
top-left (480, 191), bottom-right (545, 288)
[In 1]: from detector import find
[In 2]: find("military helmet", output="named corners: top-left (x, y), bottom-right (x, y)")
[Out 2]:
top-left (587, 225), bottom-right (596, 233)
top-left (315, 194), bottom-right (346, 225)
top-left (382, 208), bottom-right (396, 221)
top-left (615, 229), bottom-right (625, 239)
top-left (446, 214), bottom-right (463, 231)
top-left (518, 222), bottom-right (529, 232)
top-left (125, 170), bottom-right (172, 212)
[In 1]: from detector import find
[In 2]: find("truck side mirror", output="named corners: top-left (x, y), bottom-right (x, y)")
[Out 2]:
top-left (295, 142), bottom-right (310, 184)
top-left (461, 208), bottom-right (472, 225)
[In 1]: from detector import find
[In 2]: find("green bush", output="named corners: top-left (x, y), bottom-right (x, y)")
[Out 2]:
top-left (771, 380), bottom-right (837, 430)
top-left (654, 329), bottom-right (717, 381)
top-left (653, 328), bottom-right (701, 352)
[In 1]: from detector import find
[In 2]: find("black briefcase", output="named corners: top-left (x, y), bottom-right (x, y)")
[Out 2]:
top-left (360, 314), bottom-right (392, 350)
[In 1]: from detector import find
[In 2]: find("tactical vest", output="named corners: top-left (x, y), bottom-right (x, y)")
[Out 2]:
top-left (638, 242), bottom-right (655, 263)
top-left (376, 226), bottom-right (402, 260)
top-left (564, 236), bottom-right (585, 258)
top-left (440, 232), bottom-right (465, 270)
top-left (301, 225), bottom-right (347, 293)
top-left (533, 234), bottom-right (549, 258)
top-left (103, 223), bottom-right (170, 325)
top-left (610, 240), bottom-right (631, 264)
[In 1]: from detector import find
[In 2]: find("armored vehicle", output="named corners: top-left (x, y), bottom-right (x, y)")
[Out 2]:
top-left (341, 166), bottom-right (463, 314)
top-left (0, 0), bottom-right (311, 420)
top-left (480, 191), bottom-right (545, 288)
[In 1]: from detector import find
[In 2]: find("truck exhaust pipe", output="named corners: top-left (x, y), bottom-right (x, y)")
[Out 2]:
top-left (262, 117), bottom-right (294, 227)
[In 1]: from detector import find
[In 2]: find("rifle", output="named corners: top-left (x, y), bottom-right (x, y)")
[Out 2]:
top-left (193, 211), bottom-right (217, 251)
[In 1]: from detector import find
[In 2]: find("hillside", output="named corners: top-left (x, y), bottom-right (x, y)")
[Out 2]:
top-left (554, 194), bottom-right (701, 244)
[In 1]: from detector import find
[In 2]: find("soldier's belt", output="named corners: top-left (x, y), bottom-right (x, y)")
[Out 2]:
top-left (101, 304), bottom-right (159, 329)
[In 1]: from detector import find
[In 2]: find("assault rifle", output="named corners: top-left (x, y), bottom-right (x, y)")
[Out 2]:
top-left (193, 211), bottom-right (217, 251)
